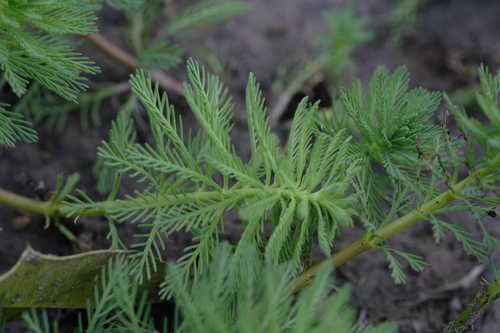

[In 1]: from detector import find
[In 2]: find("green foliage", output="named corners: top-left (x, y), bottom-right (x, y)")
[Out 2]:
top-left (0, 13), bottom-right (498, 327)
top-left (13, 81), bottom-right (127, 132)
top-left (318, 7), bottom-right (373, 78)
top-left (22, 244), bottom-right (397, 332)
top-left (0, 247), bottom-right (132, 311)
top-left (386, 0), bottom-right (426, 42)
top-left (318, 66), bottom-right (498, 280)
top-left (116, 0), bottom-right (249, 71)
top-left (111, 0), bottom-right (178, 68)
top-left (0, 0), bottom-right (100, 147)
top-left (93, 100), bottom-right (137, 195)
top-left (66, 62), bottom-right (498, 294)
top-left (0, 0), bottom-right (100, 100)
top-left (139, 40), bottom-right (184, 71)
top-left (164, 0), bottom-right (250, 36)
top-left (80, 256), bottom-right (155, 332)
top-left (71, 59), bottom-right (358, 284)
top-left (435, 66), bottom-right (500, 264)
top-left (106, 0), bottom-right (144, 12)
top-left (0, 103), bottom-right (37, 146)
top-left (382, 248), bottom-right (427, 284)
top-left (164, 243), bottom-right (398, 333)
top-left (272, 6), bottom-right (372, 107)
top-left (449, 66), bottom-right (500, 159)
top-left (323, 66), bottom-right (452, 227)
top-left (444, 275), bottom-right (500, 332)
top-left (23, 310), bottom-right (59, 333)
top-left (0, 0), bottom-right (248, 147)
top-left (340, 66), bottom-right (443, 181)
top-left (22, 256), bottom-right (156, 333)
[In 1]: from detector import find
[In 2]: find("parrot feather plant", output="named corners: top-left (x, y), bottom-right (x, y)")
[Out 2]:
top-left (1, 1), bottom-right (500, 331)
top-left (1, 61), bottom-right (498, 331)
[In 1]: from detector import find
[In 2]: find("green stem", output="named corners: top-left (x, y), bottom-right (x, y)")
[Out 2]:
top-left (0, 186), bottom-right (313, 219)
top-left (0, 188), bottom-right (53, 216)
top-left (292, 152), bottom-right (500, 293)
top-left (444, 278), bottom-right (500, 332)
top-left (2, 153), bottom-right (499, 291)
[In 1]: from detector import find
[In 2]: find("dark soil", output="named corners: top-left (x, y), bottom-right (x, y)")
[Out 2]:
top-left (1, 0), bottom-right (500, 332)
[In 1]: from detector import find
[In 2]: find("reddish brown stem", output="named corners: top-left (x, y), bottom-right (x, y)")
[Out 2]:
top-left (85, 33), bottom-right (137, 70)
top-left (85, 33), bottom-right (184, 96)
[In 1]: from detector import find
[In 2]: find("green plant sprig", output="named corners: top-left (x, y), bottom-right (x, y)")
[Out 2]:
top-left (71, 60), bottom-right (360, 279)
top-left (3, 147), bottom-right (497, 287)
top-left (1, 62), bottom-right (498, 290)
top-left (0, 3), bottom-right (498, 329)
top-left (1, 136), bottom-right (498, 293)
top-left (292, 151), bottom-right (500, 292)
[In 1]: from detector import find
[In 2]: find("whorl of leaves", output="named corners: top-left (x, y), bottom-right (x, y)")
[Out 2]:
top-left (323, 66), bottom-right (454, 228)
top-left (69, 59), bottom-right (358, 283)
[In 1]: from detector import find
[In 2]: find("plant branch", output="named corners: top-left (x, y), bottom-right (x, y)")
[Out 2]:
top-left (0, 186), bottom-right (310, 220)
top-left (0, 188), bottom-right (53, 217)
top-left (1, 152), bottom-right (499, 290)
top-left (291, 153), bottom-right (500, 293)
top-left (0, 187), bottom-right (107, 218)
top-left (85, 33), bottom-right (137, 70)
top-left (84, 33), bottom-right (184, 96)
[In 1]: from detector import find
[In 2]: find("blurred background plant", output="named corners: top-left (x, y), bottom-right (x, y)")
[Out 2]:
top-left (270, 6), bottom-right (373, 125)
top-left (0, 0), bottom-right (249, 147)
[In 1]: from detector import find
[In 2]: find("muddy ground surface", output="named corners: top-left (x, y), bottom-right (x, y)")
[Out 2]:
top-left (1, 0), bottom-right (500, 332)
